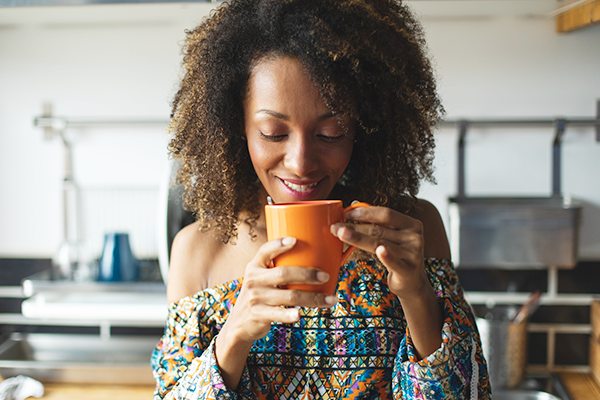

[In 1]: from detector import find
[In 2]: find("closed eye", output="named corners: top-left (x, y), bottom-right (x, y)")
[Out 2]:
top-left (317, 134), bottom-right (345, 143)
top-left (259, 131), bottom-right (286, 141)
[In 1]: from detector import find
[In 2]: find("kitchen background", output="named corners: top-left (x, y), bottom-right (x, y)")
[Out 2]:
top-left (0, 0), bottom-right (599, 391)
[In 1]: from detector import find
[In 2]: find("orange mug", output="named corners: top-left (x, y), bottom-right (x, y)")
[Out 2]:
top-left (265, 200), bottom-right (370, 295)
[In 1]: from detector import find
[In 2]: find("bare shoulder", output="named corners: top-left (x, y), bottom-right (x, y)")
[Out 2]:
top-left (166, 220), bottom-right (265, 304)
top-left (166, 221), bottom-right (222, 303)
top-left (411, 198), bottom-right (451, 260)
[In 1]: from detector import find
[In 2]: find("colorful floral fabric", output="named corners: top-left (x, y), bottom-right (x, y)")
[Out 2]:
top-left (151, 258), bottom-right (491, 399)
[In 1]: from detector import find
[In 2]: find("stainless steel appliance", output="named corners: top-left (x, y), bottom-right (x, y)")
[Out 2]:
top-left (450, 196), bottom-right (581, 268)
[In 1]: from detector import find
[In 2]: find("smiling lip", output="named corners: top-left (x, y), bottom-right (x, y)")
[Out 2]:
top-left (278, 178), bottom-right (322, 200)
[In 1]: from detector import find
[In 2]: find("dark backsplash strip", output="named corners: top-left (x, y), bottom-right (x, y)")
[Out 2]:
top-left (558, 261), bottom-right (600, 293)
top-left (0, 258), bottom-right (163, 286)
top-left (456, 268), bottom-right (548, 293)
top-left (0, 258), bottom-right (51, 286)
top-left (111, 326), bottom-right (164, 336)
top-left (456, 260), bottom-right (600, 294)
top-left (470, 304), bottom-right (591, 324)
top-left (529, 305), bottom-right (591, 324)
top-left (0, 324), bottom-right (100, 335)
top-left (0, 298), bottom-right (25, 314)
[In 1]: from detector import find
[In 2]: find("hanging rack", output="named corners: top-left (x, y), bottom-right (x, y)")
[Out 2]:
top-left (439, 100), bottom-right (600, 198)
top-left (34, 116), bottom-right (169, 131)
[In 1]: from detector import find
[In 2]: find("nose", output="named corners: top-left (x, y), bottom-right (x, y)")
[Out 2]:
top-left (283, 133), bottom-right (319, 177)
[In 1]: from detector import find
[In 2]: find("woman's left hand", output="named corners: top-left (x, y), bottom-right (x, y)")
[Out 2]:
top-left (330, 205), bottom-right (430, 301)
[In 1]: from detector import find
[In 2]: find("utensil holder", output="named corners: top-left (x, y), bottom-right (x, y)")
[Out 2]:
top-left (477, 306), bottom-right (528, 390)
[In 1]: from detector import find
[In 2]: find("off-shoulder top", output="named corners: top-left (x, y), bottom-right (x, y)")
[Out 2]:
top-left (151, 258), bottom-right (491, 399)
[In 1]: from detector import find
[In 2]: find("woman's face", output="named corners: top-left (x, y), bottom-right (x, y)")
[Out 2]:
top-left (244, 56), bottom-right (354, 203)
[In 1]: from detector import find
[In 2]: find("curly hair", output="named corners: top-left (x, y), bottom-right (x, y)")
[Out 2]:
top-left (169, 0), bottom-right (444, 243)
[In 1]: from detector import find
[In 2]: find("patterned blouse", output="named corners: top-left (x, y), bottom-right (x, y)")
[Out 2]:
top-left (151, 258), bottom-right (491, 399)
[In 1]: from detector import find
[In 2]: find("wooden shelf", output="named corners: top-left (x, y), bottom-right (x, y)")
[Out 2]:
top-left (556, 0), bottom-right (600, 33)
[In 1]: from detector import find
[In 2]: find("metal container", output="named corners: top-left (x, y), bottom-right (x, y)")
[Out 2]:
top-left (477, 306), bottom-right (527, 390)
top-left (0, 333), bottom-right (157, 384)
top-left (449, 196), bottom-right (581, 269)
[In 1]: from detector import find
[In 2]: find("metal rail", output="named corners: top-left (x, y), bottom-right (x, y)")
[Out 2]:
top-left (33, 103), bottom-right (600, 201)
top-left (33, 116), bottom-right (169, 130)
top-left (441, 100), bottom-right (600, 198)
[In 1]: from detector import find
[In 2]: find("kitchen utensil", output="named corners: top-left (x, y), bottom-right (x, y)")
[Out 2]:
top-left (513, 291), bottom-right (542, 324)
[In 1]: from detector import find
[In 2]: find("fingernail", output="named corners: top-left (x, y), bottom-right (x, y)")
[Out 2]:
top-left (325, 295), bottom-right (338, 306)
top-left (330, 225), bottom-right (339, 237)
top-left (289, 308), bottom-right (300, 321)
top-left (351, 200), bottom-right (360, 205)
top-left (281, 237), bottom-right (296, 246)
top-left (317, 271), bottom-right (330, 282)
top-left (338, 227), bottom-right (351, 241)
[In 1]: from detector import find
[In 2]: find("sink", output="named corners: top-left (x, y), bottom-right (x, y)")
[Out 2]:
top-left (0, 332), bottom-right (158, 384)
top-left (494, 391), bottom-right (562, 400)
top-left (494, 373), bottom-right (574, 400)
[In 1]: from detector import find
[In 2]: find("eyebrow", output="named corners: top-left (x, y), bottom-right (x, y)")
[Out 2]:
top-left (255, 109), bottom-right (336, 122)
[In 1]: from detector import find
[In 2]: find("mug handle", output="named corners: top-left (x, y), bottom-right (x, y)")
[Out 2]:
top-left (340, 202), bottom-right (372, 264)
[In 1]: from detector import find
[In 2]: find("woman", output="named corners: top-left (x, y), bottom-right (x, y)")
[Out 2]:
top-left (152, 0), bottom-right (490, 398)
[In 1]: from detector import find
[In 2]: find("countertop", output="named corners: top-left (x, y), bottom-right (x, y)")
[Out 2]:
top-left (34, 374), bottom-right (600, 400)
top-left (36, 383), bottom-right (154, 400)
top-left (560, 372), bottom-right (600, 400)
top-left (1, 373), bottom-right (598, 399)
top-left (0, 379), bottom-right (155, 400)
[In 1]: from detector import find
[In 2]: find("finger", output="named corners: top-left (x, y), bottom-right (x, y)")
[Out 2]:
top-left (333, 222), bottom-right (390, 241)
top-left (261, 287), bottom-right (338, 309)
top-left (331, 224), bottom-right (385, 253)
top-left (344, 206), bottom-right (411, 230)
top-left (253, 303), bottom-right (300, 324)
top-left (375, 245), bottom-right (389, 264)
top-left (253, 237), bottom-right (297, 268)
top-left (376, 241), bottom-right (424, 272)
top-left (266, 264), bottom-right (331, 288)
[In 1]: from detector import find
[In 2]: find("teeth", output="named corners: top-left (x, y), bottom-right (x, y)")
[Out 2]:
top-left (282, 180), bottom-right (318, 192)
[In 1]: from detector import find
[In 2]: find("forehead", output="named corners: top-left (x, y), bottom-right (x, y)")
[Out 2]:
top-left (246, 56), bottom-right (324, 107)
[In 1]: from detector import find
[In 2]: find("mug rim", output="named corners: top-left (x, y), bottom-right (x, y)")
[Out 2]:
top-left (265, 200), bottom-right (342, 207)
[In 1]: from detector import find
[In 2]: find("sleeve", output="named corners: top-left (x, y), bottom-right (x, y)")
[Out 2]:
top-left (151, 296), bottom-right (255, 400)
top-left (391, 258), bottom-right (491, 400)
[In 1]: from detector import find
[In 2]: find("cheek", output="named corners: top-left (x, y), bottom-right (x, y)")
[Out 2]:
top-left (247, 141), bottom-right (277, 173)
top-left (329, 142), bottom-right (354, 174)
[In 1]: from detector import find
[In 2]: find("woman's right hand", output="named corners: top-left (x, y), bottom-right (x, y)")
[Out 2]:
top-left (215, 236), bottom-right (337, 389)
top-left (223, 236), bottom-right (337, 345)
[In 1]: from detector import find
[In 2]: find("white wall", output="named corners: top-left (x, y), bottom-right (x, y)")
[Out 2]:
top-left (414, 2), bottom-right (600, 260)
top-left (0, 3), bottom-right (216, 258)
top-left (0, 1), bottom-right (599, 260)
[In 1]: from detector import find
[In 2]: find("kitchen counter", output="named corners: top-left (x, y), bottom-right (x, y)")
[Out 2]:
top-left (37, 383), bottom-right (154, 400)
top-left (0, 379), bottom-right (155, 400)
top-left (560, 372), bottom-right (600, 400)
top-left (40, 374), bottom-right (597, 400)
top-left (0, 373), bottom-right (598, 399)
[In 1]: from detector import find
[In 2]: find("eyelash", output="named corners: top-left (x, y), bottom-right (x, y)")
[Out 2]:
top-left (258, 131), bottom-right (345, 143)
top-left (318, 134), bottom-right (345, 143)
top-left (259, 131), bottom-right (286, 141)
